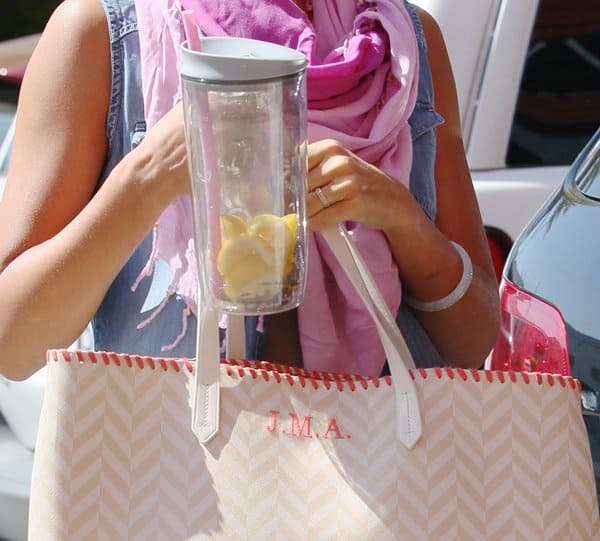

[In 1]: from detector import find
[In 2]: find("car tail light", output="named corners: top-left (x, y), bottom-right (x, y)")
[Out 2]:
top-left (487, 236), bottom-right (506, 283)
top-left (485, 228), bottom-right (512, 284)
top-left (489, 278), bottom-right (570, 376)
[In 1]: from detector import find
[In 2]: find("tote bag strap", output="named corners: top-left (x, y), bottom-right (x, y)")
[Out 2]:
top-left (193, 225), bottom-right (423, 449)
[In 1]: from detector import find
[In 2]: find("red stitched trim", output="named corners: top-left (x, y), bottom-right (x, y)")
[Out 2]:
top-left (46, 351), bottom-right (585, 393)
top-left (342, 374), bottom-right (356, 391)
top-left (356, 375), bottom-right (369, 389)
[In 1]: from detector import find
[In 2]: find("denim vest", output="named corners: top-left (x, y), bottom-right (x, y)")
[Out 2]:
top-left (93, 0), bottom-right (197, 357)
top-left (93, 0), bottom-right (444, 368)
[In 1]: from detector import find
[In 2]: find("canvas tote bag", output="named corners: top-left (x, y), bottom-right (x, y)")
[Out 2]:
top-left (28, 226), bottom-right (600, 541)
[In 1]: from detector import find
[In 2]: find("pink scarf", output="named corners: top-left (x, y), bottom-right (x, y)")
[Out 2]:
top-left (133, 0), bottom-right (418, 376)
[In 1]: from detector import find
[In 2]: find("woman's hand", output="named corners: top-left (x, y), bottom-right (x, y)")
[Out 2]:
top-left (133, 101), bottom-right (191, 205)
top-left (306, 139), bottom-right (416, 234)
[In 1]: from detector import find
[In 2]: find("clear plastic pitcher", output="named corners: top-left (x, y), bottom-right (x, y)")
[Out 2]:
top-left (181, 37), bottom-right (308, 315)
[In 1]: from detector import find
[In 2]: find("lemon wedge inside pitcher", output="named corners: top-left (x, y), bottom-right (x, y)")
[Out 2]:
top-left (217, 212), bottom-right (299, 302)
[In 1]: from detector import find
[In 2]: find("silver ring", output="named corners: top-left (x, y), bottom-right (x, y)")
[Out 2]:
top-left (315, 186), bottom-right (331, 209)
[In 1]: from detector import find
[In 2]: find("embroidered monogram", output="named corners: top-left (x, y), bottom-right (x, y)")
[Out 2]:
top-left (266, 410), bottom-right (350, 439)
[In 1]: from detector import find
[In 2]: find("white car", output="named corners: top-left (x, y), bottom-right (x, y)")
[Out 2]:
top-left (1, 1), bottom-right (598, 538)
top-left (412, 0), bottom-right (598, 275)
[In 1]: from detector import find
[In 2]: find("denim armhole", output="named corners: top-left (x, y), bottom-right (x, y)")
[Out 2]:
top-left (404, 0), bottom-right (445, 223)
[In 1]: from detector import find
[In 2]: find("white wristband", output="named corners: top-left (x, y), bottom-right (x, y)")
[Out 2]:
top-left (404, 241), bottom-right (473, 313)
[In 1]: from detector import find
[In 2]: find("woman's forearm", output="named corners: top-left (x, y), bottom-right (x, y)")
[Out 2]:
top-left (0, 143), bottom-right (182, 380)
top-left (385, 206), bottom-right (500, 368)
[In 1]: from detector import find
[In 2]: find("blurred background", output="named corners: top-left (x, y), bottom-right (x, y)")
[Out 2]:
top-left (0, 1), bottom-right (57, 40)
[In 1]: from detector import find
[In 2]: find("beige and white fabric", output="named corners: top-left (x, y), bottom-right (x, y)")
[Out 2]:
top-left (29, 350), bottom-right (599, 541)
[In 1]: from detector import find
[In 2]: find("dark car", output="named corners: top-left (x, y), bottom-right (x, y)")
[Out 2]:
top-left (489, 126), bottom-right (600, 503)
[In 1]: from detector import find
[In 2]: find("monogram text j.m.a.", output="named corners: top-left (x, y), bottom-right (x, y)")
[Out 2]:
top-left (266, 410), bottom-right (351, 439)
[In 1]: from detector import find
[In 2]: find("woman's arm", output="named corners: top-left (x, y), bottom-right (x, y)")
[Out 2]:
top-left (0, 0), bottom-right (189, 380)
top-left (405, 7), bottom-right (501, 367)
top-left (306, 9), bottom-right (499, 368)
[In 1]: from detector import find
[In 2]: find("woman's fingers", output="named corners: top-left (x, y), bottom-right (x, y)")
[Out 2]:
top-left (308, 199), bottom-right (358, 231)
top-left (307, 139), bottom-right (346, 170)
top-left (307, 178), bottom-right (353, 217)
top-left (307, 140), bottom-right (356, 188)
top-left (305, 139), bottom-right (411, 232)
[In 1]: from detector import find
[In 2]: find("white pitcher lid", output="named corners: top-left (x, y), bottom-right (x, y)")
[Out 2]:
top-left (181, 36), bottom-right (307, 83)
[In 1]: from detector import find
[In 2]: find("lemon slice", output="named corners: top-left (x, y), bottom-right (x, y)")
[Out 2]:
top-left (220, 214), bottom-right (247, 241)
top-left (247, 214), bottom-right (284, 245)
top-left (222, 255), bottom-right (280, 302)
top-left (281, 213), bottom-right (298, 259)
top-left (217, 234), bottom-right (275, 276)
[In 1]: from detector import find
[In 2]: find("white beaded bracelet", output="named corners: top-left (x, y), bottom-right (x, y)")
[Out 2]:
top-left (404, 241), bottom-right (474, 313)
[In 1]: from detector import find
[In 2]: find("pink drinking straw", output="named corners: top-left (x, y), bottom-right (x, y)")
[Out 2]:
top-left (182, 10), bottom-right (202, 50)
top-left (182, 10), bottom-right (223, 297)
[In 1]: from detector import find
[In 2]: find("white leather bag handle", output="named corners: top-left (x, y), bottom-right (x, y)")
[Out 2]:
top-left (193, 224), bottom-right (423, 449)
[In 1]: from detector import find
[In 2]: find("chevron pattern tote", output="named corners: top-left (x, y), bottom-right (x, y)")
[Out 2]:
top-left (28, 349), bottom-right (599, 541)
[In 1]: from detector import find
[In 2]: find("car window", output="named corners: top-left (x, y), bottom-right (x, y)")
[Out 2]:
top-left (0, 82), bottom-right (17, 144)
top-left (0, 81), bottom-right (18, 198)
top-left (574, 129), bottom-right (600, 200)
top-left (506, 0), bottom-right (600, 167)
top-left (0, 116), bottom-right (13, 197)
top-left (0, 102), bottom-right (15, 143)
